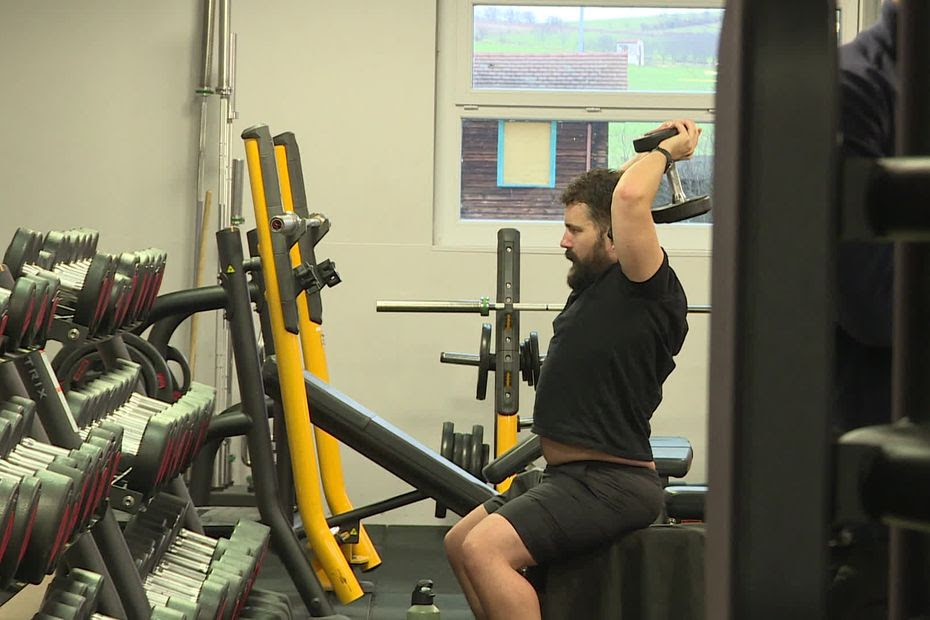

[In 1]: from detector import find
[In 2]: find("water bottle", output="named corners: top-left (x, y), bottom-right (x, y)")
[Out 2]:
top-left (406, 578), bottom-right (441, 619)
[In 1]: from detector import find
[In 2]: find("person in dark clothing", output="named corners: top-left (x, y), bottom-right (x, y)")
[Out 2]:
top-left (443, 120), bottom-right (700, 620)
top-left (834, 0), bottom-right (897, 435)
top-left (829, 2), bottom-right (898, 618)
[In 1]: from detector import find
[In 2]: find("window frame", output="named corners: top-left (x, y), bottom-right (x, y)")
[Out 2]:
top-left (433, 0), bottom-right (859, 253)
top-left (496, 120), bottom-right (558, 189)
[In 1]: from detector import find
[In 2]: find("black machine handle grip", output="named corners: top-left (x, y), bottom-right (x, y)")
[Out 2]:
top-left (482, 434), bottom-right (543, 484)
top-left (633, 127), bottom-right (679, 153)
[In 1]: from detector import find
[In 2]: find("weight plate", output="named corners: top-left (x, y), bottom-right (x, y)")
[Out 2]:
top-left (476, 323), bottom-right (492, 400)
top-left (469, 425), bottom-right (484, 479)
top-left (652, 195), bottom-right (711, 224)
top-left (528, 331), bottom-right (541, 388)
top-left (452, 433), bottom-right (466, 470)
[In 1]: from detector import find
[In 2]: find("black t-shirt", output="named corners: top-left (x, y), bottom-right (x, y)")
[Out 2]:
top-left (531, 252), bottom-right (688, 461)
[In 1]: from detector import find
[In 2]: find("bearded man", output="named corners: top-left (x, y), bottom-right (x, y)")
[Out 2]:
top-left (444, 120), bottom-right (701, 619)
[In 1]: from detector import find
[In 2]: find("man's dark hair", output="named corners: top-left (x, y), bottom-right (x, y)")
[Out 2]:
top-left (559, 168), bottom-right (619, 235)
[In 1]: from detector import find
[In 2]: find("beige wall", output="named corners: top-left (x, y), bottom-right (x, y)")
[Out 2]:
top-left (0, 0), bottom-right (710, 525)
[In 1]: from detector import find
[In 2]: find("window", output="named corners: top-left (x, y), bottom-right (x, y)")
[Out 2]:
top-left (435, 1), bottom-right (722, 251)
top-left (435, 1), bottom-right (860, 251)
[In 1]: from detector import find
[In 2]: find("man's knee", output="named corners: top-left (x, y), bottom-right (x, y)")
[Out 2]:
top-left (461, 515), bottom-right (531, 572)
top-left (460, 529), bottom-right (491, 574)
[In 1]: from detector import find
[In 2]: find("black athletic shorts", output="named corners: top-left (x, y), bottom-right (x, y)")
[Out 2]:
top-left (482, 461), bottom-right (664, 565)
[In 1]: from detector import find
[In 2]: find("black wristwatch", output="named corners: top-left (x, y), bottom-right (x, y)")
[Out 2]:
top-left (653, 147), bottom-right (674, 173)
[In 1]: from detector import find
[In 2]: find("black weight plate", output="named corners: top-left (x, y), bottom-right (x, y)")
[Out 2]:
top-left (476, 323), bottom-right (492, 400)
top-left (439, 421), bottom-right (455, 462)
top-left (469, 425), bottom-right (484, 479)
top-left (519, 339), bottom-right (530, 384)
top-left (652, 195), bottom-right (711, 224)
top-left (165, 345), bottom-right (192, 397)
top-left (452, 433), bottom-right (466, 470)
top-left (528, 332), bottom-right (541, 388)
top-left (633, 127), bottom-right (678, 153)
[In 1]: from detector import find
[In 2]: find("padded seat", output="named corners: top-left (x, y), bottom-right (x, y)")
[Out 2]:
top-left (535, 524), bottom-right (705, 620)
top-left (651, 436), bottom-right (693, 481)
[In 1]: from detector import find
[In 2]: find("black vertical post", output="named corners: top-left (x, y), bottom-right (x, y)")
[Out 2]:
top-left (494, 229), bottom-right (520, 454)
top-left (272, 399), bottom-right (296, 517)
top-left (707, 1), bottom-right (836, 618)
top-left (217, 226), bottom-right (333, 617)
top-left (888, 1), bottom-right (930, 616)
top-left (91, 508), bottom-right (152, 619)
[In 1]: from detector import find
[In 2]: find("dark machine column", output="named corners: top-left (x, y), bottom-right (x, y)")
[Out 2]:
top-left (707, 2), bottom-right (836, 618)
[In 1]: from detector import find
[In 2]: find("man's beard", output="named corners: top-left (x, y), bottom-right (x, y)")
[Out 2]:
top-left (566, 245), bottom-right (613, 291)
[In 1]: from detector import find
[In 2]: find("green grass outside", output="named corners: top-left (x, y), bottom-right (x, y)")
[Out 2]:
top-left (626, 65), bottom-right (716, 92)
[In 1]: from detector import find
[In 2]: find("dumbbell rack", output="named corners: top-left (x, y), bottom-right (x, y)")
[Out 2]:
top-left (0, 227), bottom-right (302, 619)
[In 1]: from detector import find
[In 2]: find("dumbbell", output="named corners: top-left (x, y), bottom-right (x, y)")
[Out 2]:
top-left (15, 437), bottom-right (104, 532)
top-left (1, 441), bottom-right (92, 548)
top-left (0, 409), bottom-right (98, 538)
top-left (123, 388), bottom-right (215, 491)
top-left (171, 524), bottom-right (270, 618)
top-left (0, 400), bottom-right (106, 533)
top-left (0, 478), bottom-right (21, 563)
top-left (631, 126), bottom-right (712, 223)
top-left (2, 228), bottom-right (45, 276)
top-left (0, 466), bottom-right (74, 584)
top-left (137, 515), bottom-right (269, 618)
top-left (69, 253), bottom-right (117, 336)
top-left (33, 568), bottom-right (109, 620)
top-left (1, 275), bottom-right (38, 351)
top-left (0, 473), bottom-right (40, 584)
top-left (0, 287), bottom-right (10, 353)
top-left (72, 374), bottom-right (214, 496)
top-left (18, 268), bottom-right (61, 346)
top-left (122, 503), bottom-right (218, 619)
top-left (127, 527), bottom-right (230, 619)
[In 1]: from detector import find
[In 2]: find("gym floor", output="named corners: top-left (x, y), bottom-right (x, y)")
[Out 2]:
top-left (253, 523), bottom-right (471, 620)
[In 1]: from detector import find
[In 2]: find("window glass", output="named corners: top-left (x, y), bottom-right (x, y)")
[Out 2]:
top-left (461, 118), bottom-right (714, 222)
top-left (473, 5), bottom-right (724, 93)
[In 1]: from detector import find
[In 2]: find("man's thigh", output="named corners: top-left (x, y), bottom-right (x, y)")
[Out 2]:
top-left (492, 462), bottom-right (661, 564)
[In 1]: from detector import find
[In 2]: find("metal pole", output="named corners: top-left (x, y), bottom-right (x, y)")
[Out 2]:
top-left (376, 299), bottom-right (712, 314)
top-left (91, 508), bottom-right (153, 619)
top-left (888, 1), bottom-right (930, 616)
top-left (193, 0), bottom-right (216, 288)
top-left (213, 0), bottom-right (232, 425)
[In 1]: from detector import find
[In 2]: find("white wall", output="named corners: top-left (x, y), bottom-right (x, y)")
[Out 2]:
top-left (0, 0), bottom-right (711, 525)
